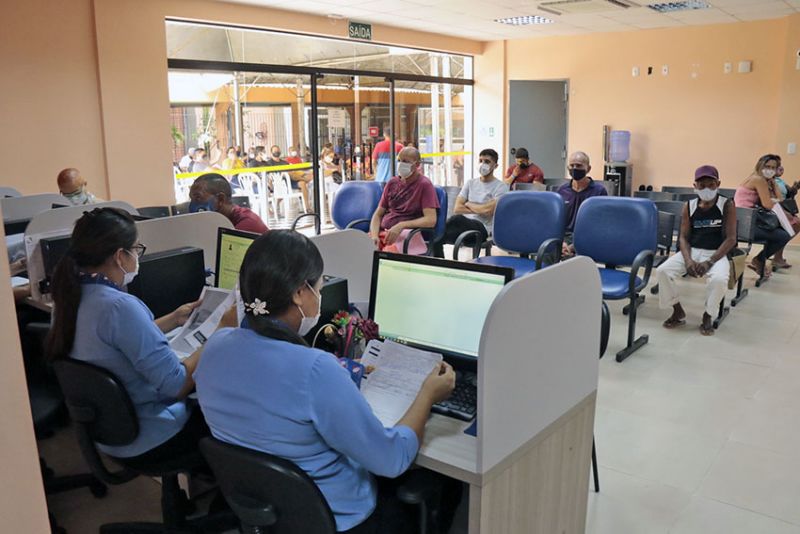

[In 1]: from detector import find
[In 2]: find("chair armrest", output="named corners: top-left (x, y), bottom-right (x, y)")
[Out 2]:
top-left (396, 469), bottom-right (444, 505)
top-left (600, 301), bottom-right (610, 359)
top-left (73, 423), bottom-right (138, 485)
top-left (402, 227), bottom-right (433, 255)
top-left (629, 249), bottom-right (655, 294)
top-left (291, 212), bottom-right (320, 232)
top-left (344, 218), bottom-right (370, 230)
top-left (535, 238), bottom-right (563, 270)
top-left (453, 230), bottom-right (484, 260)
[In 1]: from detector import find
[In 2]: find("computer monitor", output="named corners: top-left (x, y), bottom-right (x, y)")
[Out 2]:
top-left (38, 234), bottom-right (72, 294)
top-left (4, 217), bottom-right (31, 236)
top-left (127, 247), bottom-right (206, 319)
top-left (215, 227), bottom-right (259, 290)
top-left (368, 252), bottom-right (513, 361)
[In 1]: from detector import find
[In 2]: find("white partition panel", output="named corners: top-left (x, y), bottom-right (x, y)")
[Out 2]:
top-left (25, 201), bottom-right (138, 236)
top-left (1, 194), bottom-right (70, 221)
top-left (0, 187), bottom-right (22, 198)
top-left (309, 229), bottom-right (375, 303)
top-left (135, 212), bottom-right (233, 270)
top-left (477, 256), bottom-right (601, 473)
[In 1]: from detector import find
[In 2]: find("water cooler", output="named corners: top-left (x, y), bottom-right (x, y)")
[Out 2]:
top-left (604, 163), bottom-right (633, 197)
top-left (603, 128), bottom-right (633, 196)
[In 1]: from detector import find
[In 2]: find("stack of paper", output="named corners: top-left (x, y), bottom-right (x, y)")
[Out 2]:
top-left (169, 287), bottom-right (234, 359)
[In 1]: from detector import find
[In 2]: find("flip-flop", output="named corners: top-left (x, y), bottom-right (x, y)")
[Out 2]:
top-left (663, 317), bottom-right (686, 329)
top-left (773, 260), bottom-right (792, 269)
top-left (699, 324), bottom-right (715, 336)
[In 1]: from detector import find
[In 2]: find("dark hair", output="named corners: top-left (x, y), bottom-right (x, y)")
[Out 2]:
top-left (515, 148), bottom-right (529, 159)
top-left (755, 154), bottom-right (780, 173)
top-left (479, 148), bottom-right (499, 163)
top-left (239, 230), bottom-right (324, 346)
top-left (194, 173), bottom-right (232, 200)
top-left (46, 208), bottom-right (137, 360)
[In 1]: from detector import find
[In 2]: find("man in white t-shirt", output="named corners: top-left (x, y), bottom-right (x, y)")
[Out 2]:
top-left (438, 149), bottom-right (508, 256)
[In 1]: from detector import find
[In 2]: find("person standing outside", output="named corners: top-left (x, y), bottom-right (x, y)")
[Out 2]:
top-left (372, 128), bottom-right (404, 184)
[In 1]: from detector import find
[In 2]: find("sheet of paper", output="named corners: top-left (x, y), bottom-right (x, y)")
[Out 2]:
top-left (168, 287), bottom-right (232, 354)
top-left (771, 203), bottom-right (796, 237)
top-left (11, 276), bottom-right (29, 288)
top-left (360, 340), bottom-right (442, 427)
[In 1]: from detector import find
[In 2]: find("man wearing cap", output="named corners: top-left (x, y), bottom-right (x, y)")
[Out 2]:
top-left (656, 165), bottom-right (736, 336)
top-left (503, 147), bottom-right (544, 188)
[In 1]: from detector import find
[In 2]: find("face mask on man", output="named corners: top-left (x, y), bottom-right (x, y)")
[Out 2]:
top-left (272, 150), bottom-right (281, 158)
top-left (479, 162), bottom-right (494, 177)
top-left (397, 162), bottom-right (414, 179)
top-left (189, 197), bottom-right (217, 213)
top-left (762, 169), bottom-right (777, 179)
top-left (569, 168), bottom-right (587, 181)
top-left (119, 250), bottom-right (139, 286)
top-left (63, 187), bottom-right (89, 206)
top-left (695, 187), bottom-right (718, 202)
top-left (297, 282), bottom-right (321, 336)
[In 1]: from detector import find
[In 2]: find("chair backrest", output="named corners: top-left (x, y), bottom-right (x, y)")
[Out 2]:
top-left (273, 173), bottom-right (295, 197)
top-left (718, 188), bottom-right (737, 198)
top-left (661, 186), bottom-right (694, 195)
top-left (330, 181), bottom-right (383, 231)
top-left (200, 437), bottom-right (336, 534)
top-left (654, 200), bottom-right (684, 236)
top-left (598, 180), bottom-right (617, 196)
top-left (232, 196), bottom-right (251, 208)
top-left (493, 191), bottom-right (566, 255)
top-left (634, 191), bottom-right (675, 202)
top-left (53, 359), bottom-right (139, 446)
top-left (674, 193), bottom-right (697, 202)
top-left (544, 178), bottom-right (569, 190)
top-left (171, 201), bottom-right (191, 215)
top-left (656, 211), bottom-right (676, 252)
top-left (735, 206), bottom-right (756, 243)
top-left (573, 197), bottom-right (658, 266)
top-left (137, 206), bottom-right (171, 219)
top-left (443, 186), bottom-right (461, 218)
top-left (513, 182), bottom-right (547, 192)
top-left (432, 186), bottom-right (448, 240)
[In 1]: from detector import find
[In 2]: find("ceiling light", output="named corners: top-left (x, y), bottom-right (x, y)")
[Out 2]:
top-left (495, 15), bottom-right (555, 25)
top-left (647, 1), bottom-right (709, 13)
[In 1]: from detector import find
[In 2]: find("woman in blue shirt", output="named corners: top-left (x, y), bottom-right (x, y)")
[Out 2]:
top-left (194, 230), bottom-right (456, 533)
top-left (46, 207), bottom-right (231, 465)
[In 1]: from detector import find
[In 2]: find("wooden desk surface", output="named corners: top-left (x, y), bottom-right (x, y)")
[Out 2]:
top-left (416, 414), bottom-right (481, 486)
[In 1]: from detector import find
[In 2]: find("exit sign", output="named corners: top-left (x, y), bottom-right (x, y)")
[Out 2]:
top-left (349, 21), bottom-right (372, 41)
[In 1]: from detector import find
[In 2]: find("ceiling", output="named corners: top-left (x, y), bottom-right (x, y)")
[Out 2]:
top-left (222, 0), bottom-right (800, 41)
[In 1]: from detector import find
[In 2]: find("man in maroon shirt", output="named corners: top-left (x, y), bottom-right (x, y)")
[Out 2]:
top-left (503, 147), bottom-right (544, 188)
top-left (369, 146), bottom-right (439, 248)
top-left (189, 173), bottom-right (269, 234)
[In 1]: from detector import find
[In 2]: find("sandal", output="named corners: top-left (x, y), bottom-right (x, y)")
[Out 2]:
top-left (772, 259), bottom-right (792, 269)
top-left (699, 324), bottom-right (715, 336)
top-left (663, 316), bottom-right (686, 329)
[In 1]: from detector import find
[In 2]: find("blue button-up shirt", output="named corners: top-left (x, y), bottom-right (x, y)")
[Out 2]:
top-left (194, 327), bottom-right (419, 531)
top-left (71, 283), bottom-right (190, 458)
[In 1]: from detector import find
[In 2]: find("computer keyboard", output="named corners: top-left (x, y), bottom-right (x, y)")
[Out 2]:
top-left (432, 370), bottom-right (477, 421)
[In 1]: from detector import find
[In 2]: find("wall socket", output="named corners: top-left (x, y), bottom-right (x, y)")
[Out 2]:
top-left (724, 62), bottom-right (732, 74)
top-left (789, 142), bottom-right (798, 155)
top-left (662, 65), bottom-right (669, 76)
top-left (632, 66), bottom-right (640, 77)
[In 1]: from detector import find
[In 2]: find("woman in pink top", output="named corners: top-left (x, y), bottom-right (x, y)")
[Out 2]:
top-left (734, 154), bottom-right (793, 277)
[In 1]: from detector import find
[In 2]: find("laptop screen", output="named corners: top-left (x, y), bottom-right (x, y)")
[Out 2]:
top-left (215, 227), bottom-right (258, 290)
top-left (368, 252), bottom-right (512, 359)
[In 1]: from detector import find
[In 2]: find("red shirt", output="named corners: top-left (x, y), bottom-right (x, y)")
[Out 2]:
top-left (372, 140), bottom-right (404, 160)
top-left (505, 163), bottom-right (544, 185)
top-left (379, 175), bottom-right (440, 230)
top-left (229, 205), bottom-right (268, 234)
top-left (286, 156), bottom-right (303, 165)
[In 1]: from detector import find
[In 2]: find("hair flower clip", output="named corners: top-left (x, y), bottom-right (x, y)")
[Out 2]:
top-left (246, 298), bottom-right (269, 316)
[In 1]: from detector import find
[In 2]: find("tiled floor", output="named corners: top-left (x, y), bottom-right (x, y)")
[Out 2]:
top-left (38, 247), bottom-right (800, 533)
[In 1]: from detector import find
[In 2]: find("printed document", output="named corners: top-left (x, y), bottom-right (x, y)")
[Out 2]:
top-left (169, 287), bottom-right (233, 358)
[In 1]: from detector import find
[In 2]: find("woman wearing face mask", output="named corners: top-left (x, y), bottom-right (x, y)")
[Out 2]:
top-left (734, 154), bottom-right (794, 276)
top-left (194, 230), bottom-right (456, 534)
top-left (770, 159), bottom-right (800, 268)
top-left (45, 207), bottom-right (235, 465)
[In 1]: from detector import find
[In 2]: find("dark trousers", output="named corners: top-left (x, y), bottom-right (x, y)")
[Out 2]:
top-left (117, 408), bottom-right (210, 471)
top-left (754, 226), bottom-right (793, 261)
top-left (434, 215), bottom-right (488, 258)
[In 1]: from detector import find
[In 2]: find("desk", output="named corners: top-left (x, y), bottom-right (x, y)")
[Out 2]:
top-left (413, 257), bottom-right (601, 533)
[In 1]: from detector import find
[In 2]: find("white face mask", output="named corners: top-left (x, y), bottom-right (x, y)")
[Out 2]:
top-left (695, 188), bottom-right (718, 202)
top-left (297, 282), bottom-right (321, 336)
top-left (479, 162), bottom-right (494, 177)
top-left (762, 169), bottom-right (776, 179)
top-left (119, 249), bottom-right (139, 286)
top-left (397, 162), bottom-right (414, 179)
top-left (290, 151), bottom-right (298, 157)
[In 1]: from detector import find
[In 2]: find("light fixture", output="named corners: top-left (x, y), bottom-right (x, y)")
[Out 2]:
top-left (647, 1), bottom-right (709, 13)
top-left (495, 15), bottom-right (555, 25)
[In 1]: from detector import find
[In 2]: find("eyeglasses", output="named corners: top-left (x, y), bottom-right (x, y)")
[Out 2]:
top-left (130, 243), bottom-right (147, 258)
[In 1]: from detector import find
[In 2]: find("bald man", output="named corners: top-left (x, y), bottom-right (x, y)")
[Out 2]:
top-left (369, 146), bottom-right (439, 249)
top-left (57, 168), bottom-right (99, 206)
top-left (556, 151), bottom-right (607, 256)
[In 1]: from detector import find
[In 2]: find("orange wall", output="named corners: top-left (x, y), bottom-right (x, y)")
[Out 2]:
top-left (504, 17), bottom-right (796, 189)
top-left (775, 14), bottom-right (800, 175)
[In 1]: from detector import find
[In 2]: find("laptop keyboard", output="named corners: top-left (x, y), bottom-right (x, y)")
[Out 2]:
top-left (432, 371), bottom-right (477, 421)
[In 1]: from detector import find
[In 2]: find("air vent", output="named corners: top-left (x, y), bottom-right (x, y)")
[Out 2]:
top-left (495, 15), bottom-right (555, 25)
top-left (538, 0), bottom-right (639, 15)
top-left (647, 1), bottom-right (710, 13)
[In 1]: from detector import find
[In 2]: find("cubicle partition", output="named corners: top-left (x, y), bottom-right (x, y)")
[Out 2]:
top-left (135, 212), bottom-right (233, 272)
top-left (415, 257), bottom-right (601, 533)
top-left (309, 229), bottom-right (375, 304)
top-left (1, 193), bottom-right (68, 223)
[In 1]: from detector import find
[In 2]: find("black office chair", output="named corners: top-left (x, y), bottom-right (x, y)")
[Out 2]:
top-left (53, 359), bottom-right (235, 533)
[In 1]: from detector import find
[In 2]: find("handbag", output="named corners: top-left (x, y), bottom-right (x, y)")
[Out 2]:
top-left (755, 207), bottom-right (779, 231)
top-left (780, 198), bottom-right (798, 216)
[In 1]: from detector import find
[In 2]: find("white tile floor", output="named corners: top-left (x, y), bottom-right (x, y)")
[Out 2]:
top-left (38, 247), bottom-right (800, 533)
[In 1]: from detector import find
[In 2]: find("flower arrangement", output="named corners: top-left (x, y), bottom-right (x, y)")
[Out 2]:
top-left (323, 311), bottom-right (379, 359)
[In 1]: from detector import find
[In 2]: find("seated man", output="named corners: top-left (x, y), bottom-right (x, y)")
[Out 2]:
top-left (557, 151), bottom-right (607, 257)
top-left (189, 173), bottom-right (268, 234)
top-left (284, 145), bottom-right (312, 209)
top-left (440, 149), bottom-right (508, 257)
top-left (369, 147), bottom-right (439, 253)
top-left (57, 168), bottom-right (100, 206)
top-left (656, 165), bottom-right (736, 336)
top-left (503, 147), bottom-right (544, 189)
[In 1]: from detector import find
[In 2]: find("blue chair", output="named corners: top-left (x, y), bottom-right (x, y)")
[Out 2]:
top-left (574, 197), bottom-right (657, 362)
top-left (402, 186), bottom-right (448, 256)
top-left (331, 181), bottom-right (383, 232)
top-left (454, 191), bottom-right (565, 278)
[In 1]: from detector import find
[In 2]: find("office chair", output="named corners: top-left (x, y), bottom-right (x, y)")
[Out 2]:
top-left (53, 359), bottom-right (235, 533)
top-left (633, 191), bottom-right (675, 202)
top-left (573, 197), bottom-right (657, 362)
top-left (402, 186), bottom-right (448, 257)
top-left (454, 191), bottom-right (565, 278)
top-left (136, 206), bottom-right (171, 219)
top-left (200, 437), bottom-right (448, 534)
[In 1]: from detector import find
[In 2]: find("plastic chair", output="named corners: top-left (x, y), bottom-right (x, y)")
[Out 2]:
top-left (455, 191), bottom-right (565, 278)
top-left (235, 172), bottom-right (269, 219)
top-left (53, 359), bottom-right (235, 533)
top-left (273, 172), bottom-right (306, 220)
top-left (634, 191), bottom-right (675, 202)
top-left (573, 197), bottom-right (657, 362)
top-left (402, 186), bottom-right (448, 256)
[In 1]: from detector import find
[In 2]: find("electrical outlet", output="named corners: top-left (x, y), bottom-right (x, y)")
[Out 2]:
top-left (632, 66), bottom-right (640, 77)
top-left (789, 142), bottom-right (798, 155)
top-left (724, 62), bottom-right (732, 74)
top-left (662, 65), bottom-right (669, 76)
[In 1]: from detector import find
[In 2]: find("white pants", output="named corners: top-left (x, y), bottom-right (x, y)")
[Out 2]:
top-left (656, 248), bottom-right (729, 317)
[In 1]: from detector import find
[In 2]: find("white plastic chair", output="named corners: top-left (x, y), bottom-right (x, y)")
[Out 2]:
top-left (272, 172), bottom-right (306, 220)
top-left (235, 172), bottom-right (269, 220)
